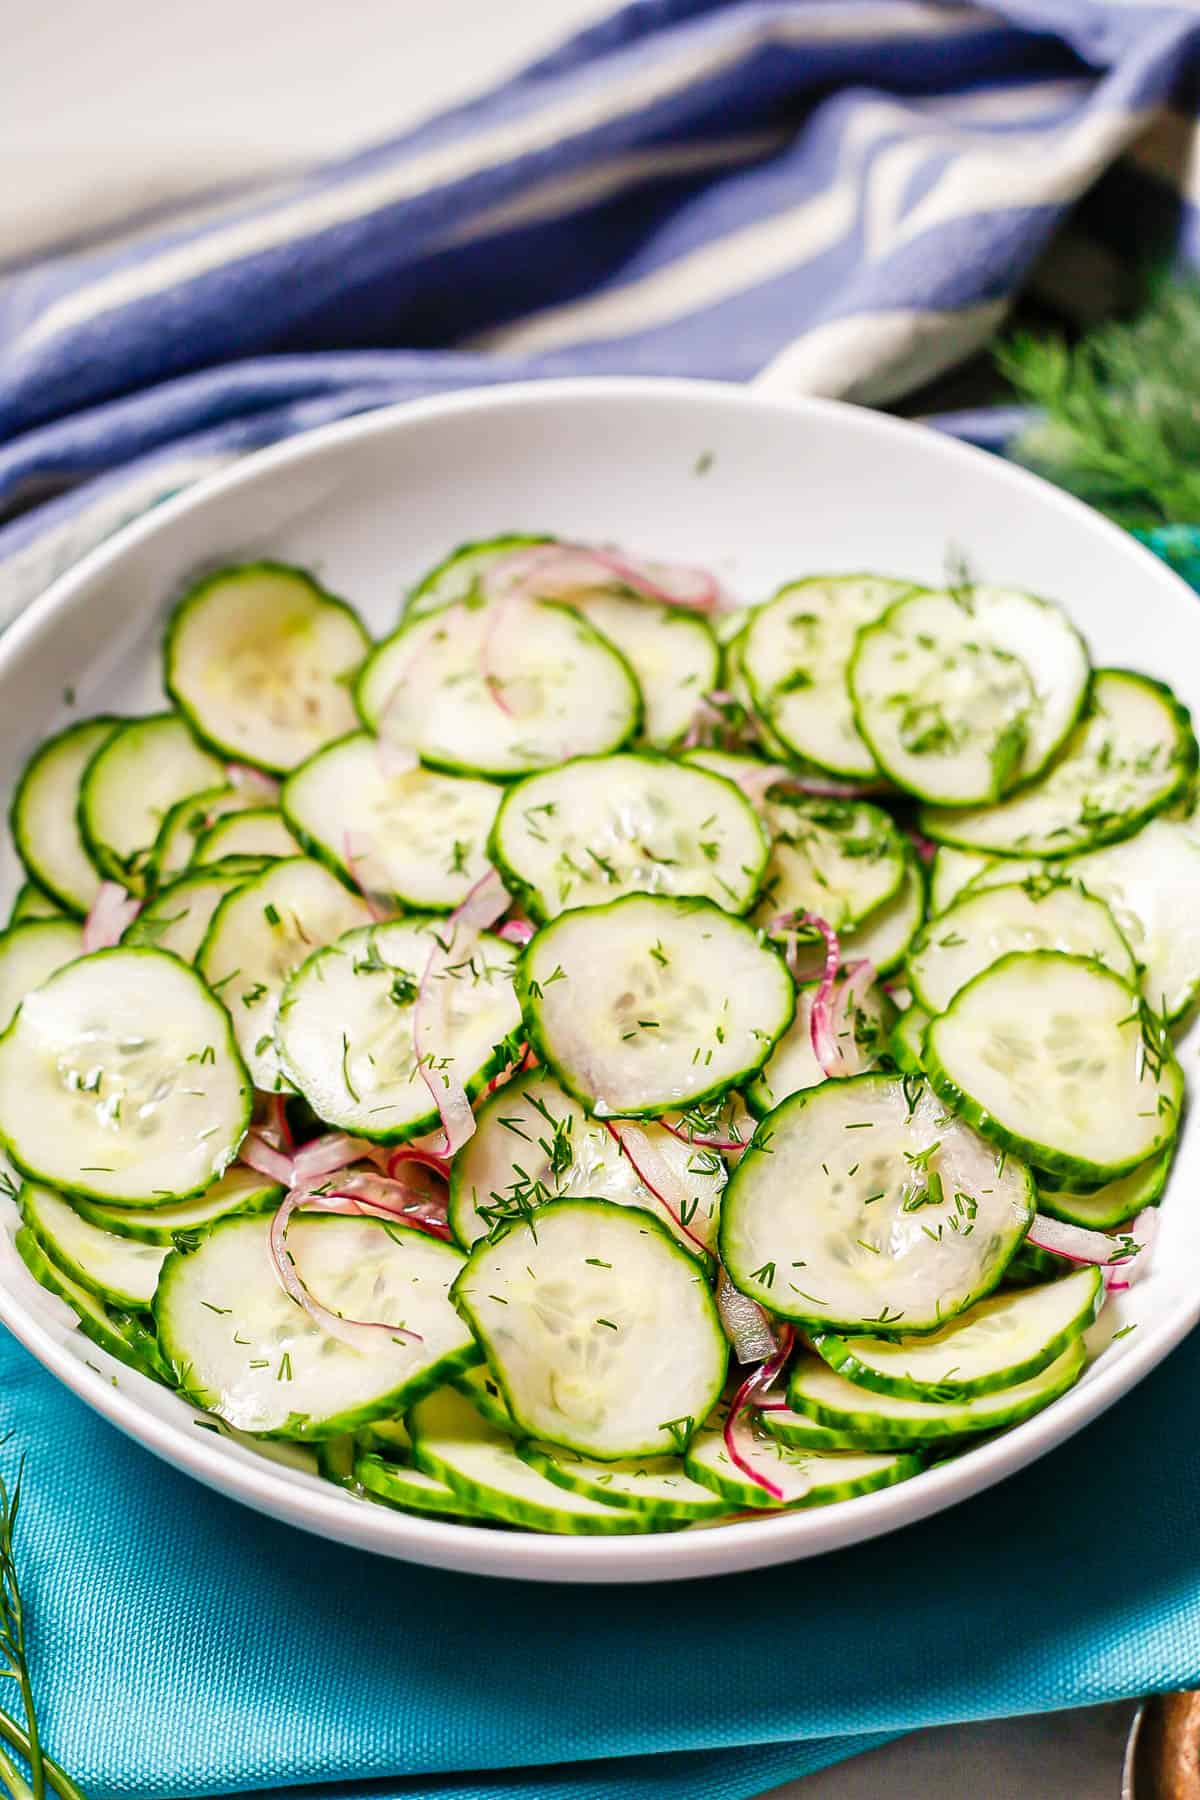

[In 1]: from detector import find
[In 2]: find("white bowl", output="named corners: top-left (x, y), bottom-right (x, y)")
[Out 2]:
top-left (2, 377), bottom-right (1196, 1584)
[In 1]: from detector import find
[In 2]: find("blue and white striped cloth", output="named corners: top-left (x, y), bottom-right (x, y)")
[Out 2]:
top-left (6, 0), bottom-right (1200, 620)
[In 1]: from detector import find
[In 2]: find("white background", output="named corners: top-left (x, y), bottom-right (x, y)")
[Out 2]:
top-left (3, 2), bottom-right (1138, 1791)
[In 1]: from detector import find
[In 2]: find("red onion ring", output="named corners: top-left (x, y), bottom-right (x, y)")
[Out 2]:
top-left (484, 543), bottom-right (723, 615)
top-left (906, 827), bottom-right (937, 865)
top-left (324, 1167), bottom-right (453, 1242)
top-left (736, 763), bottom-right (878, 809)
top-left (384, 1144), bottom-right (454, 1182)
top-left (723, 1325), bottom-right (796, 1502)
top-left (824, 957), bottom-right (877, 1078)
top-left (259, 1094), bottom-right (293, 1153)
top-left (342, 832), bottom-right (393, 923)
top-left (414, 869), bottom-right (511, 1155)
top-left (1026, 1208), bottom-right (1158, 1290)
top-left (291, 1131), bottom-right (379, 1185)
top-left (497, 918), bottom-right (535, 946)
top-left (602, 1122), bottom-right (710, 1256)
top-left (267, 1188), bottom-right (423, 1344)
top-left (83, 881), bottom-right (141, 951)
top-left (240, 1131), bottom-right (296, 1186)
top-left (660, 1118), bottom-right (746, 1153)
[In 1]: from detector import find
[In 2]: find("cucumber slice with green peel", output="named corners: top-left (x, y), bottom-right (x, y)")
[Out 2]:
top-left (572, 594), bottom-right (719, 749)
top-left (193, 808), bottom-right (296, 866)
top-left (715, 633), bottom-right (801, 767)
top-left (906, 881), bottom-right (1136, 1015)
top-left (151, 784), bottom-right (265, 885)
top-left (739, 575), bottom-right (915, 779)
top-left (448, 1066), bottom-right (726, 1256)
top-left (356, 1450), bottom-right (483, 1520)
top-left (518, 1440), bottom-right (728, 1520)
top-left (164, 563), bottom-right (370, 774)
top-left (0, 919), bottom-right (84, 1029)
top-left (930, 847), bottom-right (995, 916)
top-left (960, 857), bottom-right (1050, 894)
top-left (920, 671), bottom-right (1198, 859)
top-left (452, 1198), bottom-right (728, 1460)
top-left (720, 1071), bottom-right (1035, 1334)
top-left (756, 795), bottom-right (906, 936)
top-left (11, 716), bottom-right (120, 914)
top-left (1061, 817), bottom-right (1200, 1022)
top-left (924, 950), bottom-right (1183, 1184)
top-left (356, 598), bottom-right (641, 778)
top-left (281, 733), bottom-right (502, 913)
top-left (9, 883), bottom-right (67, 925)
top-left (0, 947), bottom-right (252, 1207)
top-left (124, 869), bottom-right (251, 962)
top-left (155, 1212), bottom-right (478, 1439)
top-left (15, 1225), bottom-right (168, 1378)
top-left (316, 1433), bottom-right (358, 1489)
top-left (404, 534), bottom-right (554, 622)
top-left (407, 1386), bottom-right (662, 1534)
top-left (850, 591), bottom-right (1037, 804)
top-left (489, 753), bottom-right (768, 922)
top-left (684, 1396), bottom-right (921, 1510)
top-left (450, 1362), bottom-right (517, 1430)
top-left (888, 1002), bottom-right (931, 1075)
top-left (745, 978), bottom-right (892, 1118)
top-left (786, 852), bottom-right (926, 981)
top-left (275, 921), bottom-right (521, 1143)
top-left (517, 894), bottom-right (794, 1118)
top-left (812, 1266), bottom-right (1102, 1401)
top-left (79, 713), bottom-right (225, 893)
top-left (1036, 1145), bottom-right (1173, 1230)
top-left (357, 1415), bottom-right (415, 1458)
top-left (756, 1404), bottom-right (918, 1453)
top-left (18, 1181), bottom-right (167, 1309)
top-left (71, 1166), bottom-right (282, 1244)
top-left (197, 857), bottom-right (373, 1092)
top-left (785, 1339), bottom-right (1087, 1441)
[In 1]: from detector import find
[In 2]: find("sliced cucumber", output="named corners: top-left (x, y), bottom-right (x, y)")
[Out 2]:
top-left (929, 847), bottom-right (991, 916)
top-left (79, 713), bottom-right (224, 893)
top-left (925, 950), bottom-right (1182, 1183)
top-left (812, 1266), bottom-right (1102, 1401)
top-left (786, 1339), bottom-right (1086, 1441)
top-left (9, 883), bottom-right (67, 925)
top-left (70, 1165), bottom-right (281, 1243)
top-left (276, 921), bottom-right (521, 1142)
top-left (720, 1072), bottom-right (1034, 1334)
top-left (921, 671), bottom-right (1197, 858)
top-left (739, 575), bottom-right (915, 779)
top-left (517, 894), bottom-right (793, 1117)
top-left (684, 1396), bottom-right (920, 1510)
top-left (165, 563), bottom-right (369, 774)
top-left (850, 590), bottom-right (1037, 803)
top-left (518, 1441), bottom-right (728, 1521)
top-left (757, 1404), bottom-right (916, 1453)
top-left (0, 947), bottom-right (252, 1206)
top-left (745, 977), bottom-right (892, 1117)
top-left (906, 881), bottom-right (1136, 1015)
top-left (0, 919), bottom-right (84, 1029)
top-left (489, 753), bottom-right (767, 921)
top-left (453, 1198), bottom-right (728, 1459)
top-left (356, 1450), bottom-right (482, 1520)
top-left (786, 852), bottom-right (926, 981)
top-left (281, 733), bottom-right (502, 913)
top-left (155, 1213), bottom-right (477, 1438)
top-left (151, 784), bottom-right (265, 885)
top-left (407, 1385), bottom-right (660, 1533)
top-left (1036, 1144), bottom-right (1172, 1230)
top-left (124, 869), bottom-right (251, 962)
top-left (404, 534), bottom-right (553, 621)
top-left (10, 716), bottom-right (119, 914)
top-left (197, 857), bottom-right (373, 1091)
top-left (451, 1362), bottom-right (518, 1431)
top-left (193, 808), bottom-right (296, 866)
top-left (356, 598), bottom-right (640, 778)
top-left (888, 1002), bottom-right (931, 1075)
top-left (19, 1181), bottom-right (167, 1309)
top-left (571, 594), bottom-right (719, 749)
top-left (756, 795), bottom-right (906, 936)
top-left (448, 1066), bottom-right (725, 1255)
top-left (15, 1225), bottom-right (166, 1379)
top-left (1062, 816), bottom-right (1200, 1021)
top-left (356, 1415), bottom-right (415, 1458)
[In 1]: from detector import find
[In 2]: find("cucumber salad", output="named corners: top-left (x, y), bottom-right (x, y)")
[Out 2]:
top-left (1, 542), bottom-right (1196, 1537)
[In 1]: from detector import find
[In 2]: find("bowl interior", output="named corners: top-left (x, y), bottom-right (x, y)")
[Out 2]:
top-left (2, 377), bottom-right (1197, 1583)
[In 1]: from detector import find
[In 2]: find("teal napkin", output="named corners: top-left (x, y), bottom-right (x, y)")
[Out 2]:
top-left (10, 1305), bottom-right (1200, 1800)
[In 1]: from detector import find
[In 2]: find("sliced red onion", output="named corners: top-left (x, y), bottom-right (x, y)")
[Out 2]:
top-left (384, 1144), bottom-right (453, 1182)
top-left (323, 1167), bottom-right (452, 1242)
top-left (268, 1188), bottom-right (422, 1344)
top-left (824, 957), bottom-right (877, 1078)
top-left (1026, 1209), bottom-right (1158, 1290)
top-left (240, 1131), bottom-right (296, 1186)
top-left (226, 763), bottom-right (280, 798)
top-left (660, 1118), bottom-right (745, 1153)
top-left (906, 826), bottom-right (937, 865)
top-left (83, 881), bottom-right (141, 952)
top-left (723, 1324), bottom-right (796, 1502)
top-left (603, 1122), bottom-right (710, 1256)
top-left (342, 831), bottom-right (393, 923)
top-left (497, 918), bottom-right (535, 946)
top-left (735, 762), bottom-right (794, 809)
top-left (413, 869), bottom-right (511, 1156)
top-left (259, 1093), bottom-right (293, 1153)
top-left (736, 763), bottom-right (878, 809)
top-left (450, 867), bottom-right (510, 935)
top-left (716, 1267), bottom-right (777, 1364)
top-left (484, 542), bottom-right (723, 614)
top-left (587, 547), bottom-right (723, 613)
top-left (291, 1131), bottom-right (376, 1185)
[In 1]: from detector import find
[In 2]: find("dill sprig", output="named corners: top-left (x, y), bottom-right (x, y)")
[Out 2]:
top-left (0, 1450), bottom-right (85, 1800)
top-left (997, 279), bottom-right (1200, 530)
